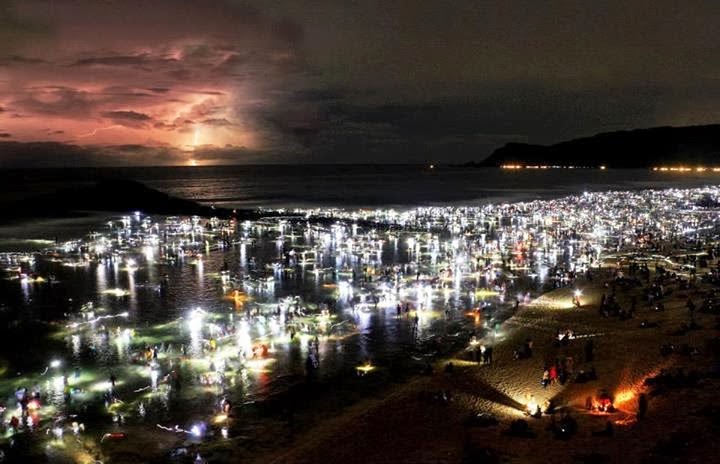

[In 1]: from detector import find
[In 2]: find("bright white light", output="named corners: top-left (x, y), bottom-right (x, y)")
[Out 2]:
top-left (71, 335), bottom-right (81, 357)
top-left (52, 375), bottom-right (65, 391)
top-left (188, 308), bottom-right (206, 355)
top-left (237, 320), bottom-right (252, 354)
top-left (50, 359), bottom-right (61, 368)
top-left (143, 246), bottom-right (155, 261)
top-left (187, 308), bottom-right (205, 332)
top-left (150, 367), bottom-right (159, 390)
top-left (527, 400), bottom-right (538, 415)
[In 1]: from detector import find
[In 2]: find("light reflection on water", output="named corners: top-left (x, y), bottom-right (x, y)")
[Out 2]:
top-left (0, 216), bottom-right (534, 443)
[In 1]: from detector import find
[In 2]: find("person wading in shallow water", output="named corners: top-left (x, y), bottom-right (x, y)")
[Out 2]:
top-left (483, 345), bottom-right (493, 365)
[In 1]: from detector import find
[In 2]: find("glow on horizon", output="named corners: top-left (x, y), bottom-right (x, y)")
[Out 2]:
top-left (0, 1), bottom-right (276, 161)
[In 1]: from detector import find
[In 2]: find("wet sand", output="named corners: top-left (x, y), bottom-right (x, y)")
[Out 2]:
top-left (257, 266), bottom-right (720, 464)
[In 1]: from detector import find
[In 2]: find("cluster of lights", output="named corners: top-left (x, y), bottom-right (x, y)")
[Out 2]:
top-left (652, 166), bottom-right (720, 172)
top-left (6, 183), bottom-right (720, 458)
top-left (501, 164), bottom-right (601, 169)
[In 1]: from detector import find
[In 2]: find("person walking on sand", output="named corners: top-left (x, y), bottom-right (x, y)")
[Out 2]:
top-left (585, 339), bottom-right (594, 363)
top-left (686, 297), bottom-right (696, 319)
top-left (549, 364), bottom-right (558, 385)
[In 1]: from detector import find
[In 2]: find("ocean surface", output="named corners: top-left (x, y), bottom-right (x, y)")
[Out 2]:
top-left (3, 164), bottom-right (720, 210)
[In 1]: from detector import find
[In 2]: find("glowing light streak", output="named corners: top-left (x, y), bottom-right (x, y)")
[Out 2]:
top-left (76, 125), bottom-right (123, 138)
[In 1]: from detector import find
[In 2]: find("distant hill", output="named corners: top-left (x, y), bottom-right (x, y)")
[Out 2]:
top-left (0, 179), bottom-right (243, 223)
top-left (479, 124), bottom-right (720, 168)
top-left (0, 179), bottom-right (377, 229)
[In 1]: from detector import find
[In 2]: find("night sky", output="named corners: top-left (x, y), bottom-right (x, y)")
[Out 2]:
top-left (1, 0), bottom-right (719, 166)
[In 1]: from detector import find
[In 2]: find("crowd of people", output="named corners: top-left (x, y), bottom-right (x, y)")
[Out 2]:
top-left (2, 184), bottom-right (720, 460)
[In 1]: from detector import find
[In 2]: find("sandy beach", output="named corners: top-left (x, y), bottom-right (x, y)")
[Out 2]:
top-left (257, 265), bottom-right (720, 464)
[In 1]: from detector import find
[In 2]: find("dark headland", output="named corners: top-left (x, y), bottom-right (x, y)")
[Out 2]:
top-left (0, 179), bottom-right (245, 224)
top-left (0, 179), bottom-right (374, 228)
top-left (477, 124), bottom-right (720, 168)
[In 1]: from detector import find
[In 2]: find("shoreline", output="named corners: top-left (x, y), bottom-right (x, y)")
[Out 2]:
top-left (251, 263), bottom-right (720, 464)
top-left (3, 169), bottom-right (720, 222)
top-left (2, 185), bottom-right (720, 463)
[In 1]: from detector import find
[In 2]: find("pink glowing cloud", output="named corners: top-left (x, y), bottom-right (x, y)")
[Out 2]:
top-left (0, 0), bottom-right (309, 158)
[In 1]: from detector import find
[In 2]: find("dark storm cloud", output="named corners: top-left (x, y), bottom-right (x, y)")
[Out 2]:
top-left (99, 87), bottom-right (155, 99)
top-left (12, 87), bottom-right (95, 118)
top-left (0, 140), bottom-right (270, 167)
top-left (304, 82), bottom-right (664, 162)
top-left (100, 110), bottom-right (153, 128)
top-left (0, 3), bottom-right (48, 53)
top-left (0, 0), bottom-right (311, 152)
top-left (0, 55), bottom-right (45, 65)
top-left (72, 54), bottom-right (177, 68)
top-left (201, 118), bottom-right (235, 127)
top-left (101, 111), bottom-right (152, 121)
top-left (3, 0), bottom-right (720, 164)
top-left (0, 141), bottom-right (188, 167)
top-left (0, 141), bottom-right (109, 167)
top-left (256, 0), bottom-right (720, 161)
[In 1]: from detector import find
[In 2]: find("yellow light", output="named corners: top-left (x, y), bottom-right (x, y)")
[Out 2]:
top-left (245, 358), bottom-right (275, 373)
top-left (475, 289), bottom-right (499, 297)
top-left (614, 389), bottom-right (634, 406)
top-left (224, 290), bottom-right (251, 309)
top-left (103, 288), bottom-right (129, 297)
top-left (356, 363), bottom-right (375, 374)
top-left (650, 165), bottom-right (720, 172)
